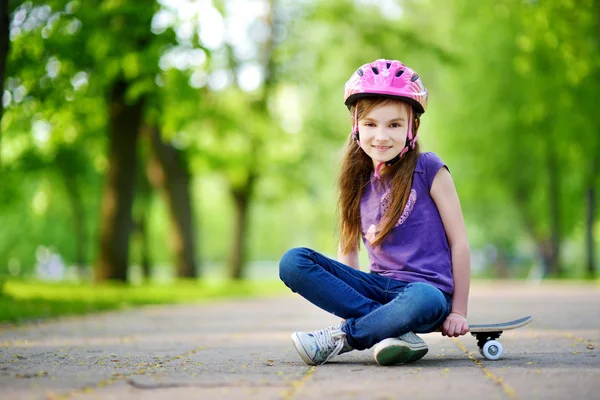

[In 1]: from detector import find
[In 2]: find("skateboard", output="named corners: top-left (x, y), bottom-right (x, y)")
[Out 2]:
top-left (462, 316), bottom-right (533, 360)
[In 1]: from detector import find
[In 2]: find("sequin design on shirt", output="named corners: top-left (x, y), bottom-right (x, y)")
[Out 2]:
top-left (380, 188), bottom-right (417, 227)
top-left (395, 189), bottom-right (417, 227)
top-left (380, 188), bottom-right (392, 216)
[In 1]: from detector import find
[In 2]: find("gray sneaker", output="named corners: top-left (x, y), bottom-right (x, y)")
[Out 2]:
top-left (373, 332), bottom-right (428, 366)
top-left (291, 325), bottom-right (354, 365)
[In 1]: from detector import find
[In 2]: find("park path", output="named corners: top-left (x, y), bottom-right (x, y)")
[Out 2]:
top-left (0, 281), bottom-right (598, 400)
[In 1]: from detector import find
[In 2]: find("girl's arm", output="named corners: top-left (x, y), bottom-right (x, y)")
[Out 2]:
top-left (430, 167), bottom-right (471, 337)
top-left (338, 244), bottom-right (360, 270)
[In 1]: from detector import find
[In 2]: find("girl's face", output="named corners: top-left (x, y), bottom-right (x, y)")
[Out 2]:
top-left (358, 102), bottom-right (410, 168)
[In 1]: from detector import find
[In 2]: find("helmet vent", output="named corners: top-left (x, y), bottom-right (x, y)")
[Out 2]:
top-left (395, 69), bottom-right (404, 77)
top-left (371, 67), bottom-right (379, 75)
top-left (386, 62), bottom-right (391, 69)
top-left (357, 68), bottom-right (363, 77)
top-left (411, 73), bottom-right (420, 82)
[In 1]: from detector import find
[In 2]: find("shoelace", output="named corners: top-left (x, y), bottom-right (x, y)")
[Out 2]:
top-left (313, 327), bottom-right (346, 364)
top-left (399, 332), bottom-right (424, 345)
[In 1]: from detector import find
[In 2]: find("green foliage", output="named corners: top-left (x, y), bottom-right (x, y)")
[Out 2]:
top-left (1, 0), bottom-right (598, 280)
top-left (424, 0), bottom-right (600, 275)
top-left (0, 278), bottom-right (287, 323)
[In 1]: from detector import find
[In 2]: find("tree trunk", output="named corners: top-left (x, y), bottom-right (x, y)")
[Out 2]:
top-left (225, 0), bottom-right (278, 280)
top-left (546, 141), bottom-right (561, 277)
top-left (586, 158), bottom-right (598, 279)
top-left (56, 152), bottom-right (87, 279)
top-left (586, 0), bottom-right (600, 279)
top-left (229, 186), bottom-right (252, 280)
top-left (135, 156), bottom-right (153, 280)
top-left (96, 79), bottom-right (144, 282)
top-left (536, 239), bottom-right (553, 277)
top-left (492, 247), bottom-right (510, 279)
top-left (146, 124), bottom-right (198, 278)
top-left (514, 185), bottom-right (550, 277)
top-left (0, 0), bottom-right (10, 170)
top-left (135, 218), bottom-right (152, 279)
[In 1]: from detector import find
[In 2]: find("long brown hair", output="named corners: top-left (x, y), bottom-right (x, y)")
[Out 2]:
top-left (338, 97), bottom-right (421, 254)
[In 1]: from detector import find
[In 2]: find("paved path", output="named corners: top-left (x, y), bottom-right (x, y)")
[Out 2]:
top-left (0, 282), bottom-right (598, 400)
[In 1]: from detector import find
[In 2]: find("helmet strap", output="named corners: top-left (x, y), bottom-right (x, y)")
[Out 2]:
top-left (352, 106), bottom-right (360, 145)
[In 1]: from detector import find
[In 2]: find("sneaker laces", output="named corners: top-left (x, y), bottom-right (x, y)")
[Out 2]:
top-left (313, 326), bottom-right (347, 364)
top-left (399, 331), bottom-right (425, 346)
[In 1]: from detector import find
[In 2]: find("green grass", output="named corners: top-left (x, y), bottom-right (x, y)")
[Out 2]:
top-left (0, 279), bottom-right (288, 324)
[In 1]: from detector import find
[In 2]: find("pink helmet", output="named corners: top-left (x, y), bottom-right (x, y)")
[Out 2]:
top-left (344, 59), bottom-right (428, 114)
top-left (344, 60), bottom-right (428, 176)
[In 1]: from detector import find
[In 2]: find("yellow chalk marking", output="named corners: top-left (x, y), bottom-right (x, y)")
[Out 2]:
top-left (563, 333), bottom-right (597, 349)
top-left (54, 346), bottom-right (207, 399)
top-left (281, 366), bottom-right (316, 400)
top-left (453, 338), bottom-right (519, 399)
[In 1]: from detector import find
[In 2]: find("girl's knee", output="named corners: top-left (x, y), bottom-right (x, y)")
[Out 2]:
top-left (279, 247), bottom-right (311, 284)
top-left (404, 282), bottom-right (448, 317)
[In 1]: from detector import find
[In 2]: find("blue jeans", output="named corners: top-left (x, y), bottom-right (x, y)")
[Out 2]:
top-left (279, 247), bottom-right (452, 350)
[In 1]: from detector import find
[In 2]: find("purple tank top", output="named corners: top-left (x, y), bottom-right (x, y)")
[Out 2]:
top-left (360, 152), bottom-right (454, 295)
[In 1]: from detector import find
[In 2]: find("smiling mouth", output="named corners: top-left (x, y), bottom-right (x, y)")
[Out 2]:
top-left (373, 145), bottom-right (392, 150)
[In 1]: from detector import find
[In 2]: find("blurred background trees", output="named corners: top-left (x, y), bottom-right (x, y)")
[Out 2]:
top-left (0, 0), bottom-right (598, 283)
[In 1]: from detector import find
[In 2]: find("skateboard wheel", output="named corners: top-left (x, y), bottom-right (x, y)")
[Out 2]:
top-left (482, 340), bottom-right (503, 360)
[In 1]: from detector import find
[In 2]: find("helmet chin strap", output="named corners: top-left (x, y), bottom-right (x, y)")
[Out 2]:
top-left (352, 106), bottom-right (360, 145)
top-left (373, 107), bottom-right (417, 180)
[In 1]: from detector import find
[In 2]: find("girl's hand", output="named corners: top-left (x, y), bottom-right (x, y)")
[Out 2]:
top-left (442, 312), bottom-right (469, 337)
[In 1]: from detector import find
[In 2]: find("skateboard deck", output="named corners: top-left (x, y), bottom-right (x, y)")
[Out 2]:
top-left (470, 315), bottom-right (532, 333)
top-left (446, 316), bottom-right (532, 360)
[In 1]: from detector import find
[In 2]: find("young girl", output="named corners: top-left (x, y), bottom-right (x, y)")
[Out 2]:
top-left (279, 59), bottom-right (470, 366)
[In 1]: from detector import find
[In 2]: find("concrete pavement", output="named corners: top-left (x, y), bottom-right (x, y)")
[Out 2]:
top-left (0, 281), bottom-right (599, 399)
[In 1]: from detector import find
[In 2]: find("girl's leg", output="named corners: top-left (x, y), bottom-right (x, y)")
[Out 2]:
top-left (279, 247), bottom-right (392, 319)
top-left (342, 281), bottom-right (451, 350)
